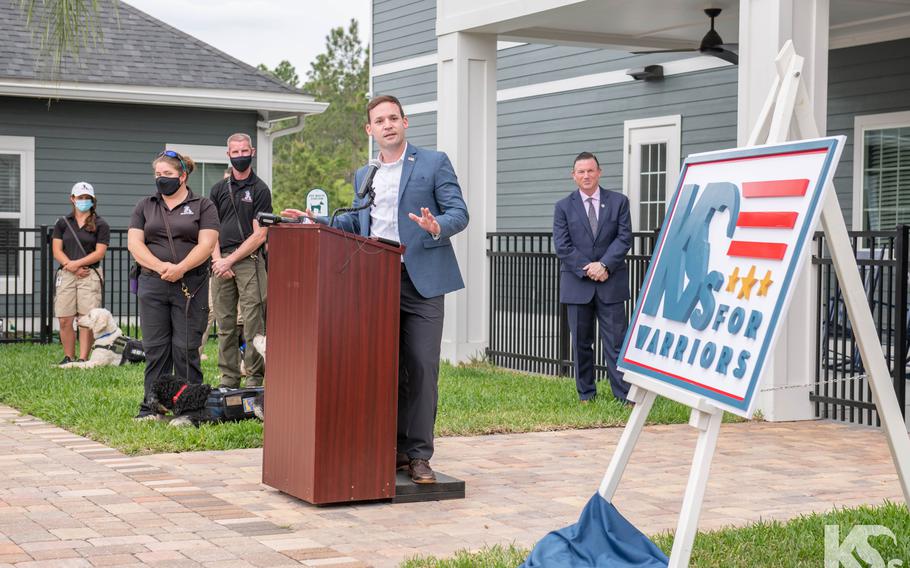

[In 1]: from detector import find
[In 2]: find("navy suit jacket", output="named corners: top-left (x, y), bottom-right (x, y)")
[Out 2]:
top-left (331, 144), bottom-right (469, 299)
top-left (553, 187), bottom-right (632, 304)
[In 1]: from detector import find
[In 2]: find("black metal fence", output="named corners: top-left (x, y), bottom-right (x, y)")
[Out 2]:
top-left (7, 222), bottom-right (910, 427)
top-left (811, 227), bottom-right (909, 425)
top-left (0, 227), bottom-right (140, 343)
top-left (486, 231), bottom-right (658, 377)
top-left (487, 228), bottom-right (909, 428)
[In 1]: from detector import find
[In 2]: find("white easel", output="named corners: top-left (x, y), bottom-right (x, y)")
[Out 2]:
top-left (598, 40), bottom-right (910, 567)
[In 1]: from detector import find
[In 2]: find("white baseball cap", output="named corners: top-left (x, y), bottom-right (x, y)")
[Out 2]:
top-left (71, 182), bottom-right (95, 197)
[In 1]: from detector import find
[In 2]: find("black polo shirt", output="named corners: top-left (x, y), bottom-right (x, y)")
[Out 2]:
top-left (208, 171), bottom-right (272, 253)
top-left (52, 213), bottom-right (111, 268)
top-left (129, 190), bottom-right (220, 265)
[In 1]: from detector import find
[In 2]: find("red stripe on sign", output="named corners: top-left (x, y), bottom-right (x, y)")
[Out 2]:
top-left (727, 241), bottom-right (788, 260)
top-left (742, 179), bottom-right (809, 198)
top-left (735, 211), bottom-right (799, 229)
top-left (687, 148), bottom-right (828, 168)
top-left (622, 358), bottom-right (745, 401)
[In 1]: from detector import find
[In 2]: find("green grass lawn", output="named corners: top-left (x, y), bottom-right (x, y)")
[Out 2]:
top-left (0, 343), bottom-right (736, 454)
top-left (401, 501), bottom-right (910, 567)
top-left (0, 342), bottom-right (262, 455)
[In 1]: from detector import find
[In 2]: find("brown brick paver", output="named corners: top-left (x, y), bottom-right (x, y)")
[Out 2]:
top-left (140, 420), bottom-right (904, 567)
top-left (0, 405), bottom-right (351, 567)
top-left (0, 403), bottom-right (905, 567)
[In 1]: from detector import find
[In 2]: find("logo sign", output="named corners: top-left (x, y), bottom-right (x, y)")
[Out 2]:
top-left (306, 188), bottom-right (329, 216)
top-left (618, 137), bottom-right (845, 417)
top-left (825, 525), bottom-right (904, 567)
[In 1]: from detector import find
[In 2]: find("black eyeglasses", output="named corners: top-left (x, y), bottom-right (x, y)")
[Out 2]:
top-left (157, 150), bottom-right (187, 172)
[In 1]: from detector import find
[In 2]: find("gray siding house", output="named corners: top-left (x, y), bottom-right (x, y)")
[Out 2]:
top-left (0, 0), bottom-right (325, 234)
top-left (372, 0), bottom-right (910, 234)
top-left (0, 1), bottom-right (324, 337)
top-left (371, 0), bottom-right (910, 424)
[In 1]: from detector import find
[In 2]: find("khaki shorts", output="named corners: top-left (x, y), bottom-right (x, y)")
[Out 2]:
top-left (54, 268), bottom-right (103, 318)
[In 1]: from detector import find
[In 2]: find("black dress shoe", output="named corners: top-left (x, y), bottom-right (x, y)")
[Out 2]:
top-left (408, 459), bottom-right (436, 484)
top-left (396, 452), bottom-right (409, 471)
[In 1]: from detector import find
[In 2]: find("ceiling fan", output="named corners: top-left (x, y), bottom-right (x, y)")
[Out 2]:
top-left (632, 8), bottom-right (738, 65)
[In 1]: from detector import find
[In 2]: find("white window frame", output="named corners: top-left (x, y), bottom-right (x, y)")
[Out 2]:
top-left (851, 111), bottom-right (910, 230)
top-left (622, 115), bottom-right (681, 231)
top-left (165, 143), bottom-right (230, 197)
top-left (0, 135), bottom-right (36, 294)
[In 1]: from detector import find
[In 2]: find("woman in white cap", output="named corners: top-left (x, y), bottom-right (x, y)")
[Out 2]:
top-left (51, 182), bottom-right (110, 365)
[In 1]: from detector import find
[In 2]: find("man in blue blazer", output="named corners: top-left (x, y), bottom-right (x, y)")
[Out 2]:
top-left (283, 95), bottom-right (469, 484)
top-left (553, 152), bottom-right (632, 404)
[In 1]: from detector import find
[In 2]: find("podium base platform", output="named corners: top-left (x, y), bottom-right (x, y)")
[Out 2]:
top-left (392, 470), bottom-right (465, 503)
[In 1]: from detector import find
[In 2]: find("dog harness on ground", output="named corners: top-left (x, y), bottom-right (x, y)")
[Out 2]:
top-left (93, 335), bottom-right (146, 365)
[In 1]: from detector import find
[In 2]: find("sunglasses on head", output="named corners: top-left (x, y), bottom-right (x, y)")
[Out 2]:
top-left (157, 150), bottom-right (187, 173)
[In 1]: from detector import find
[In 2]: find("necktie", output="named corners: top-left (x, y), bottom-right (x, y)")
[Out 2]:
top-left (587, 197), bottom-right (598, 235)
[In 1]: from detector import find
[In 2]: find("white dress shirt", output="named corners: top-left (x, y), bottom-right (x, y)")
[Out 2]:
top-left (579, 187), bottom-right (601, 221)
top-left (370, 145), bottom-right (407, 242)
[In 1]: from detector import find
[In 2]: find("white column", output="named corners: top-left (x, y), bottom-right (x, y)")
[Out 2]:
top-left (436, 31), bottom-right (497, 363)
top-left (255, 119), bottom-right (273, 190)
top-left (738, 0), bottom-right (830, 421)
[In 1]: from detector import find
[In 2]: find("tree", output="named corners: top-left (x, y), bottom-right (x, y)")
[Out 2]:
top-left (257, 60), bottom-right (299, 89)
top-left (18, 0), bottom-right (116, 76)
top-left (266, 19), bottom-right (370, 214)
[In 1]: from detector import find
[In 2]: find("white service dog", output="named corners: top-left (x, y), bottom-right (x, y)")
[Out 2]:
top-left (61, 308), bottom-right (124, 369)
top-left (252, 335), bottom-right (266, 361)
top-left (250, 335), bottom-right (266, 420)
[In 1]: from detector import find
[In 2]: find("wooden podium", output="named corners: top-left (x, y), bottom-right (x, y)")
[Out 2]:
top-left (262, 223), bottom-right (402, 504)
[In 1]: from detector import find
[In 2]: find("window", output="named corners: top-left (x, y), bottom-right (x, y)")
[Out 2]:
top-left (0, 135), bottom-right (35, 290)
top-left (852, 112), bottom-right (910, 231)
top-left (638, 143), bottom-right (668, 231)
top-left (623, 116), bottom-right (681, 232)
top-left (165, 144), bottom-right (231, 197)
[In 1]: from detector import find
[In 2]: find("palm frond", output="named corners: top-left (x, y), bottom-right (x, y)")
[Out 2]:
top-left (17, 0), bottom-right (118, 77)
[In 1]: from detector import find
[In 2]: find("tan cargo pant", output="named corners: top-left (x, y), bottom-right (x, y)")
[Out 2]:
top-left (212, 255), bottom-right (267, 387)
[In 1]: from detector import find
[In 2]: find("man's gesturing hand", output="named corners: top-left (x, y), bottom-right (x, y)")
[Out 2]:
top-left (280, 208), bottom-right (315, 221)
top-left (408, 207), bottom-right (441, 237)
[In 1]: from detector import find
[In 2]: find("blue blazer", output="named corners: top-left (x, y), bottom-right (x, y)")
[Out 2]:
top-left (332, 144), bottom-right (469, 299)
top-left (553, 187), bottom-right (632, 304)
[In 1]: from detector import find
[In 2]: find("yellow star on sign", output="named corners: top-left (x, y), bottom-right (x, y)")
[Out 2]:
top-left (726, 267), bottom-right (740, 293)
top-left (758, 270), bottom-right (774, 297)
top-left (737, 265), bottom-right (759, 300)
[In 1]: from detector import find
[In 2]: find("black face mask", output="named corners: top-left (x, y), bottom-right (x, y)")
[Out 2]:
top-left (155, 176), bottom-right (181, 196)
top-left (230, 155), bottom-right (253, 172)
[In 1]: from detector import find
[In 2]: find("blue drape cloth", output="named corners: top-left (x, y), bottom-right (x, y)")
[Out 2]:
top-left (520, 493), bottom-right (669, 567)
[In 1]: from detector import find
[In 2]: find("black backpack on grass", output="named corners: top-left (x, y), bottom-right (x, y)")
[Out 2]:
top-left (203, 387), bottom-right (264, 422)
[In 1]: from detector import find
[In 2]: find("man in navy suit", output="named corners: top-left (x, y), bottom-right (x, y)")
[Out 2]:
top-left (553, 152), bottom-right (632, 404)
top-left (282, 95), bottom-right (469, 484)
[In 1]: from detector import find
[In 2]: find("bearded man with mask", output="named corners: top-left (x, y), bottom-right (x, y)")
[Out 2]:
top-left (208, 133), bottom-right (271, 389)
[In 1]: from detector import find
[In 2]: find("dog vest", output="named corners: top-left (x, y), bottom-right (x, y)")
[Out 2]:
top-left (94, 335), bottom-right (146, 365)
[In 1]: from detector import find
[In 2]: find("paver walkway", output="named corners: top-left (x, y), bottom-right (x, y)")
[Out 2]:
top-left (0, 405), bottom-right (363, 567)
top-left (0, 403), bottom-right (904, 567)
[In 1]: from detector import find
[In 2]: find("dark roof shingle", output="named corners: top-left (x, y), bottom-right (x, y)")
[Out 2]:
top-left (0, 1), bottom-right (301, 95)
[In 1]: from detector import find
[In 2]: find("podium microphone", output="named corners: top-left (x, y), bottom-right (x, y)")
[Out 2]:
top-left (356, 159), bottom-right (382, 199)
top-left (256, 212), bottom-right (306, 226)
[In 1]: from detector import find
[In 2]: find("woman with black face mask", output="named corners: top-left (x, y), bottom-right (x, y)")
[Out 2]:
top-left (127, 151), bottom-right (220, 422)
